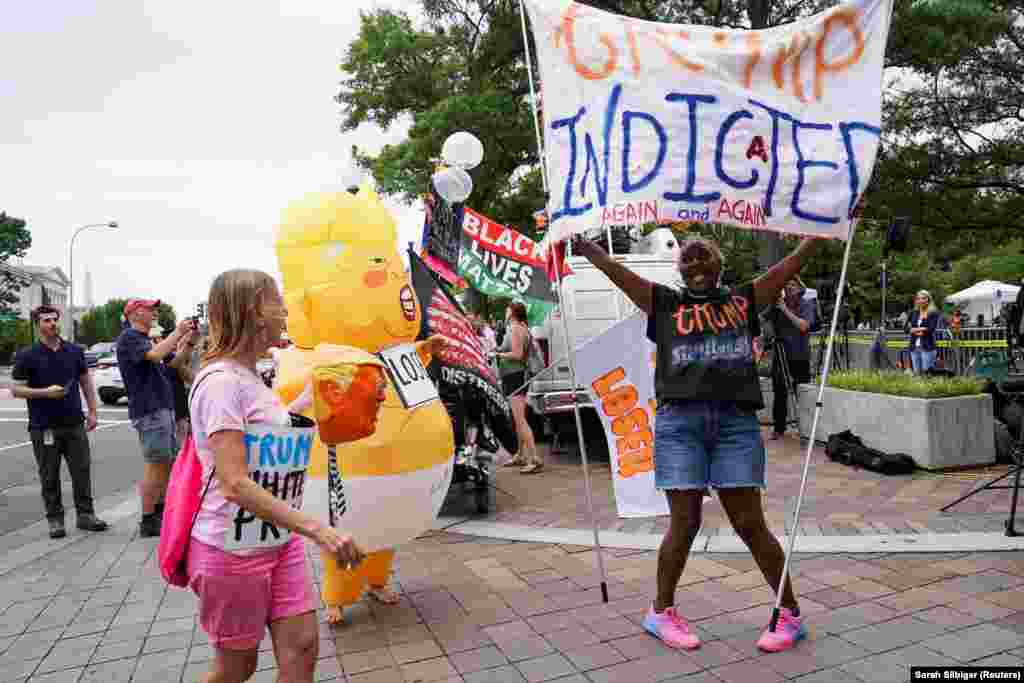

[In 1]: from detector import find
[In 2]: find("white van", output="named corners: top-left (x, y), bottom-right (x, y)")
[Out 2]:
top-left (529, 228), bottom-right (681, 448)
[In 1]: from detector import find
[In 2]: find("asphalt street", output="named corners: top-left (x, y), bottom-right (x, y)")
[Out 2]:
top-left (0, 394), bottom-right (142, 535)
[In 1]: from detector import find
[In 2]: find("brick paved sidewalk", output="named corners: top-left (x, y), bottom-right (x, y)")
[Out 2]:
top-left (0, 515), bottom-right (1022, 682)
top-left (474, 431), bottom-right (1022, 538)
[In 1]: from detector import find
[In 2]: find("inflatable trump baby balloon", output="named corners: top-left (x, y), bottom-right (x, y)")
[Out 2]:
top-left (274, 185), bottom-right (454, 612)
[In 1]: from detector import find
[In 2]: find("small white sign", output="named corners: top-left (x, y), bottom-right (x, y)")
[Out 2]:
top-left (222, 424), bottom-right (314, 551)
top-left (378, 343), bottom-right (439, 409)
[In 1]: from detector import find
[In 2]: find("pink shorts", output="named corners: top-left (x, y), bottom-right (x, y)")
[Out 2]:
top-left (187, 535), bottom-right (316, 650)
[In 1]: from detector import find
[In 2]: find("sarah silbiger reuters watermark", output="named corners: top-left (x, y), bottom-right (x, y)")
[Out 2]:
top-left (911, 666), bottom-right (1024, 680)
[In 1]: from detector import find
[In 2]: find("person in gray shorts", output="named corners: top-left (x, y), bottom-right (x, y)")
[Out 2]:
top-left (115, 299), bottom-right (196, 537)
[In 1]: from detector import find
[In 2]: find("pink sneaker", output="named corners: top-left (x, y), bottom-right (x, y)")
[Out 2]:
top-left (642, 606), bottom-right (701, 650)
top-left (756, 608), bottom-right (806, 652)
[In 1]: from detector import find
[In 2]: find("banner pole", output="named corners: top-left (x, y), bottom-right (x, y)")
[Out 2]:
top-left (519, 0), bottom-right (610, 603)
top-left (518, 0), bottom-right (550, 195)
top-left (551, 248), bottom-right (611, 603)
top-left (768, 219), bottom-right (859, 632)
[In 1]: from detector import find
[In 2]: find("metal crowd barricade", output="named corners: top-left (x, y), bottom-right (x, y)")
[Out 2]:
top-left (809, 326), bottom-right (1009, 376)
top-left (946, 326), bottom-right (1008, 377)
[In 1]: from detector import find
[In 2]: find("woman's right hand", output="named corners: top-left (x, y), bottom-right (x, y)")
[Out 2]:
top-left (314, 526), bottom-right (365, 568)
top-left (570, 234), bottom-right (603, 260)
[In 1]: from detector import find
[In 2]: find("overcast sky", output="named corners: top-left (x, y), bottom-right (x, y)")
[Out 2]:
top-left (0, 1), bottom-right (425, 323)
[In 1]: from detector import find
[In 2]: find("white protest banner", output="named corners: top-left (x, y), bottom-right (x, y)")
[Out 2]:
top-left (524, 0), bottom-right (893, 244)
top-left (223, 424), bottom-right (315, 551)
top-left (576, 313), bottom-right (667, 518)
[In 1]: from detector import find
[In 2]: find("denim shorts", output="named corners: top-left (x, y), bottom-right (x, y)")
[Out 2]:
top-left (654, 400), bottom-right (766, 491)
top-left (131, 408), bottom-right (178, 464)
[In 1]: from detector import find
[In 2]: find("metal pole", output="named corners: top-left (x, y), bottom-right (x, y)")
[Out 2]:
top-left (68, 237), bottom-right (74, 341)
top-left (68, 222), bottom-right (118, 342)
top-left (517, 0), bottom-right (549, 194)
top-left (552, 245), bottom-right (611, 603)
top-left (518, 0), bottom-right (609, 602)
top-left (881, 260), bottom-right (887, 332)
top-left (769, 220), bottom-right (859, 632)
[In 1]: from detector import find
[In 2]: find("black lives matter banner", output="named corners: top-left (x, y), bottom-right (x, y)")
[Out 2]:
top-left (409, 251), bottom-right (518, 454)
top-left (458, 209), bottom-right (555, 326)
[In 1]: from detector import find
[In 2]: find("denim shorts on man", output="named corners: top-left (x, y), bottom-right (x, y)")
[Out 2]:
top-left (653, 400), bottom-right (766, 490)
top-left (132, 408), bottom-right (178, 463)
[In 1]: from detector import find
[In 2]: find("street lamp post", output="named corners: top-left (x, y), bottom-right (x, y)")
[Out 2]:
top-left (68, 222), bottom-right (118, 342)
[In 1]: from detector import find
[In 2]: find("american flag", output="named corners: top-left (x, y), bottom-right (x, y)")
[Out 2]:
top-left (425, 289), bottom-right (496, 384)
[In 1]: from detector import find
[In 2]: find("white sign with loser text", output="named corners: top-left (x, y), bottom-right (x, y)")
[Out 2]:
top-left (222, 424), bottom-right (315, 551)
top-left (378, 343), bottom-right (439, 409)
top-left (524, 0), bottom-right (893, 244)
top-left (576, 313), bottom-right (667, 518)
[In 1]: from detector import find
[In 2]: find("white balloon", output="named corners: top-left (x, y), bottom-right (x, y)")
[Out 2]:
top-left (433, 167), bottom-right (474, 204)
top-left (441, 131), bottom-right (484, 170)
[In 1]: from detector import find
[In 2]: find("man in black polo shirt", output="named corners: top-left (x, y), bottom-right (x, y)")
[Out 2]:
top-left (12, 306), bottom-right (109, 539)
top-left (116, 299), bottom-right (194, 537)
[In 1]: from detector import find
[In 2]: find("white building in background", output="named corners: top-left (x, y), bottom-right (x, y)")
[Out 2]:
top-left (0, 264), bottom-right (69, 321)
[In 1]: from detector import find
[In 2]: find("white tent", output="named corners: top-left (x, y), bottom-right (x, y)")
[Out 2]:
top-left (945, 280), bottom-right (1021, 324)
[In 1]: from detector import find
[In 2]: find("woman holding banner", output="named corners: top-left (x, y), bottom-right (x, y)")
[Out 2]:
top-left (571, 233), bottom-right (820, 654)
top-left (495, 302), bottom-right (541, 473)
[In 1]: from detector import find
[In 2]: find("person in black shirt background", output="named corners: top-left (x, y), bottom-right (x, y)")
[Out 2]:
top-left (763, 277), bottom-right (817, 439)
top-left (12, 306), bottom-right (108, 539)
top-left (573, 232), bottom-right (820, 654)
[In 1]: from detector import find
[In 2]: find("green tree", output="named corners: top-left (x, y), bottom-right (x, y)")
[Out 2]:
top-left (0, 319), bottom-right (34, 365)
top-left (0, 212), bottom-right (33, 315)
top-left (869, 0), bottom-right (1020, 249)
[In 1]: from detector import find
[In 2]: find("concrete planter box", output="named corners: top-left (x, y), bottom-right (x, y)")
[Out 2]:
top-left (797, 385), bottom-right (995, 471)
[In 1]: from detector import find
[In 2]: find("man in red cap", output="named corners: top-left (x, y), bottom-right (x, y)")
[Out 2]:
top-left (115, 299), bottom-right (196, 537)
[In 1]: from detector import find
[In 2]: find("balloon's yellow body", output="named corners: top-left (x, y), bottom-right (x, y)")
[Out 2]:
top-left (274, 187), bottom-right (454, 609)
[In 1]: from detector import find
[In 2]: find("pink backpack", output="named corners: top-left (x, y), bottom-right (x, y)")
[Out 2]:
top-left (158, 370), bottom-right (220, 588)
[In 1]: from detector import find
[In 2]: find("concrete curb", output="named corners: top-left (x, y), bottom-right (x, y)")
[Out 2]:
top-left (432, 517), bottom-right (1024, 554)
top-left (5, 501), bottom-right (1021, 580)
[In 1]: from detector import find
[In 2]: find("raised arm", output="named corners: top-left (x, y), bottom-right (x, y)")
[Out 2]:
top-left (753, 238), bottom-right (820, 310)
top-left (145, 319), bottom-right (195, 363)
top-left (570, 235), bottom-right (653, 315)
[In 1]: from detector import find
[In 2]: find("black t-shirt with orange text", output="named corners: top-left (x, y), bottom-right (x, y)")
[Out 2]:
top-left (646, 282), bottom-right (763, 409)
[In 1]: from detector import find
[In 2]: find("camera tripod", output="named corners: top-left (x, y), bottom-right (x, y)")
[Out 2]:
top-left (771, 340), bottom-right (800, 431)
top-left (815, 317), bottom-right (850, 377)
top-left (941, 375), bottom-right (1024, 537)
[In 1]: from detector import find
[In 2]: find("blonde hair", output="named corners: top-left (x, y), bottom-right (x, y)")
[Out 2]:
top-left (202, 269), bottom-right (280, 367)
top-left (916, 290), bottom-right (937, 313)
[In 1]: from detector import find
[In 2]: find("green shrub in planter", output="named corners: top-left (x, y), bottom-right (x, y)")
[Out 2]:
top-left (826, 370), bottom-right (986, 399)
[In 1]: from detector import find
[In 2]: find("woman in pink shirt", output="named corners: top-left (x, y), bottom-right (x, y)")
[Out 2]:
top-left (188, 269), bottom-right (368, 683)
